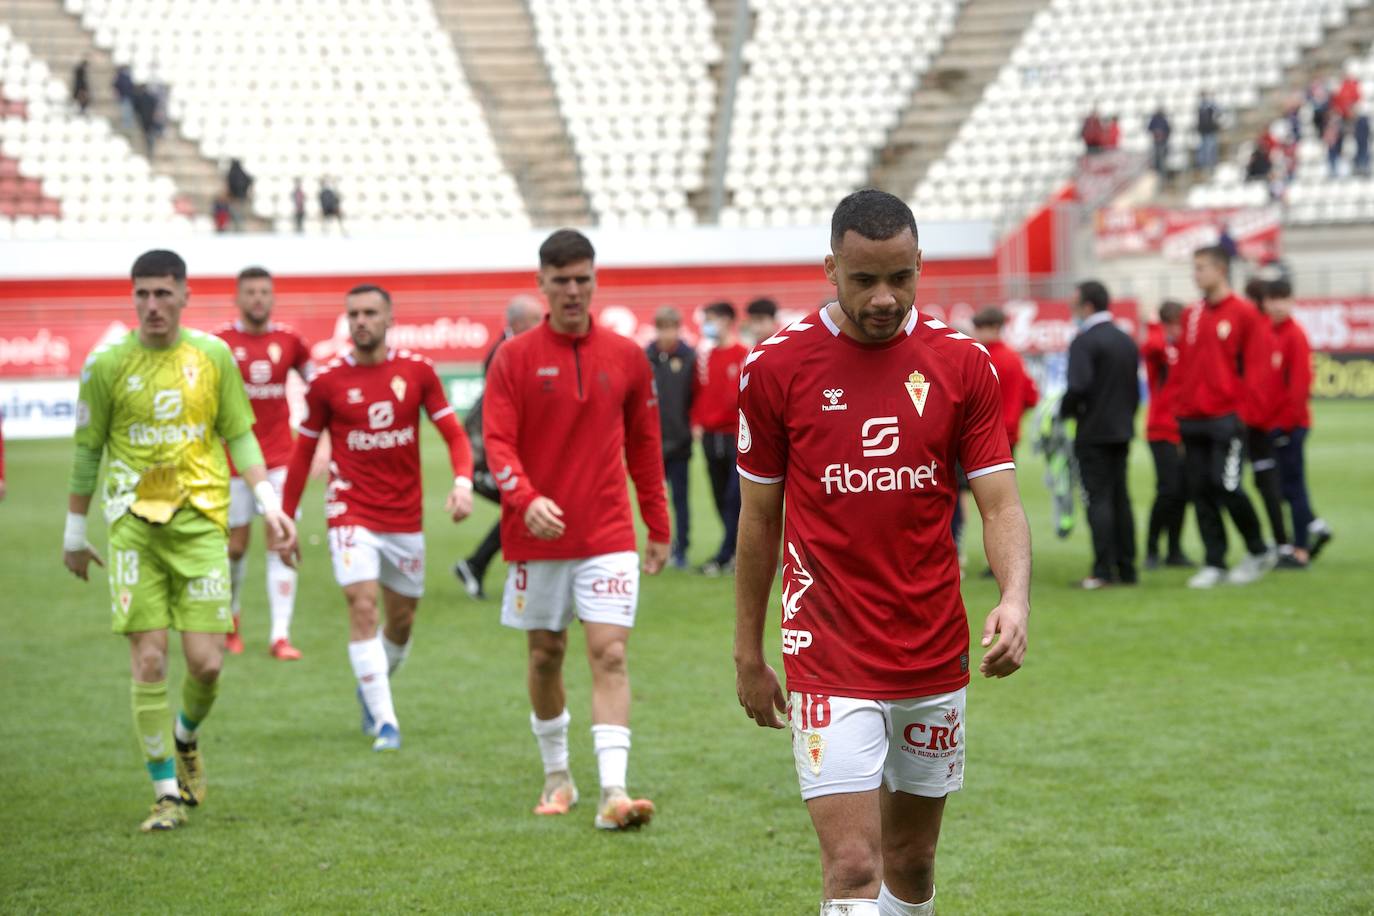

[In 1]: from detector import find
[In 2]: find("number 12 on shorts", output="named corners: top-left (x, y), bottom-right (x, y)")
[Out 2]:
top-left (793, 693), bottom-right (830, 730)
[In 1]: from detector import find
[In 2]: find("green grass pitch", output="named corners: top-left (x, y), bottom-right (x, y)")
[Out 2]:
top-left (1, 402), bottom-right (1371, 914)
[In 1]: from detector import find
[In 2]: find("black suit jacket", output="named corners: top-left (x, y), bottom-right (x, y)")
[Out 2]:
top-left (1061, 315), bottom-right (1140, 444)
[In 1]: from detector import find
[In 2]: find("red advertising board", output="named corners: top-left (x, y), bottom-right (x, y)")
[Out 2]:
top-left (1094, 205), bottom-right (1283, 263)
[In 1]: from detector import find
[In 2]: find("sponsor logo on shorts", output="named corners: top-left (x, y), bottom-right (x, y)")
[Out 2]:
top-left (781, 628), bottom-right (813, 655)
top-left (187, 569), bottom-right (230, 601)
top-left (590, 573), bottom-right (635, 597)
top-left (901, 711), bottom-right (961, 759)
top-left (346, 425), bottom-right (416, 451)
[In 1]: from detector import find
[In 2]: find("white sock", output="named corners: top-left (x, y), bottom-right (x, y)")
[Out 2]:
top-left (878, 883), bottom-right (934, 915)
top-left (229, 554), bottom-right (248, 615)
top-left (173, 715), bottom-right (196, 745)
top-left (530, 709), bottom-right (571, 775)
top-left (591, 723), bottom-right (631, 791)
top-left (153, 777), bottom-right (180, 800)
top-left (265, 550), bottom-right (297, 643)
top-left (821, 900), bottom-right (880, 915)
top-left (348, 638), bottom-right (396, 733)
top-left (381, 632), bottom-right (411, 676)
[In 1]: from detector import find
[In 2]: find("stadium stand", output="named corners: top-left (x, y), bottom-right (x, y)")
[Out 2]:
top-left (66, 0), bottom-right (527, 233)
top-left (913, 0), bottom-right (1364, 226)
top-left (0, 25), bottom-right (193, 240)
top-left (527, 0), bottom-right (718, 229)
top-left (720, 0), bottom-right (964, 229)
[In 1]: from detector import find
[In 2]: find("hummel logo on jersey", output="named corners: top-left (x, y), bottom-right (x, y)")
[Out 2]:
top-left (860, 417), bottom-right (899, 457)
top-left (347, 388), bottom-right (364, 404)
top-left (821, 388), bottom-right (847, 412)
top-left (905, 370), bottom-right (931, 416)
top-left (126, 374), bottom-right (143, 392)
top-left (536, 366), bottom-right (560, 377)
top-left (367, 401), bottom-right (394, 430)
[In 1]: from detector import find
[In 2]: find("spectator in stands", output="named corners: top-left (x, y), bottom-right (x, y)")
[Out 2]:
top-left (1196, 91), bottom-right (1221, 173)
top-left (1324, 113), bottom-right (1346, 179)
top-left (970, 307), bottom-right (1038, 459)
top-left (1104, 115), bottom-right (1121, 150)
top-left (1308, 75), bottom-right (1332, 136)
top-left (1147, 105), bottom-right (1171, 178)
top-left (1081, 107), bottom-right (1106, 155)
top-left (113, 65), bottom-right (135, 130)
top-left (743, 297), bottom-right (780, 346)
top-left (690, 301), bottom-right (747, 576)
top-left (226, 159), bottom-right (254, 231)
top-left (71, 58), bottom-right (90, 116)
top-left (212, 193), bottom-right (231, 233)
top-left (132, 83), bottom-right (159, 157)
top-left (646, 307), bottom-right (697, 569)
top-left (1333, 72), bottom-right (1361, 121)
top-left (291, 179), bottom-right (307, 233)
top-left (1140, 300), bottom-right (1191, 569)
top-left (1355, 106), bottom-right (1371, 178)
top-left (1062, 280), bottom-right (1139, 590)
top-left (1245, 141), bottom-right (1273, 184)
top-left (319, 178), bottom-right (345, 235)
top-left (1281, 93), bottom-right (1303, 142)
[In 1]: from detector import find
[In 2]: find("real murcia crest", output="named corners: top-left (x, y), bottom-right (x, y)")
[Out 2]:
top-left (806, 733), bottom-right (825, 776)
top-left (182, 362), bottom-right (199, 387)
top-left (268, 341), bottom-right (282, 364)
top-left (904, 370), bottom-right (930, 416)
top-left (390, 375), bottom-right (407, 402)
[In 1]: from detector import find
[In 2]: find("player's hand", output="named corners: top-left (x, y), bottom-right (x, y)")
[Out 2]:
top-left (0, 479), bottom-right (7, 501)
top-left (524, 497), bottom-right (566, 540)
top-left (63, 546), bottom-right (104, 582)
top-left (264, 510), bottom-right (299, 569)
top-left (979, 600), bottom-right (1029, 678)
top-left (643, 539), bottom-right (670, 575)
top-left (736, 658), bottom-right (787, 729)
top-left (445, 484), bottom-right (473, 522)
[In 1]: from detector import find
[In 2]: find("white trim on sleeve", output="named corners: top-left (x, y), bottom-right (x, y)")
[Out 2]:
top-left (298, 427), bottom-right (322, 439)
top-left (737, 465), bottom-right (784, 485)
top-left (965, 461), bottom-right (1016, 480)
top-left (430, 406), bottom-right (455, 422)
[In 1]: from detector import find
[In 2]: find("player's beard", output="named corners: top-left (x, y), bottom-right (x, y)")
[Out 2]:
top-left (351, 328), bottom-right (384, 356)
top-left (841, 300), bottom-right (910, 343)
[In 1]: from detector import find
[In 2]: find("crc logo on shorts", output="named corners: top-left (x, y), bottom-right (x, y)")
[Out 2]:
top-left (821, 388), bottom-right (847, 412)
top-left (901, 710), bottom-right (961, 757)
top-left (860, 416), bottom-right (899, 457)
top-left (152, 389), bottom-right (183, 421)
top-left (186, 569), bottom-right (230, 601)
top-left (367, 401), bottom-right (394, 430)
top-left (249, 359), bottom-right (273, 384)
top-left (591, 573), bottom-right (635, 597)
top-left (737, 410), bottom-right (752, 454)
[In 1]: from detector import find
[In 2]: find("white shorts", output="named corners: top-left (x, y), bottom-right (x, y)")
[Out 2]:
top-left (328, 526), bottom-right (426, 598)
top-left (500, 551), bottom-right (640, 632)
top-left (228, 467), bottom-right (287, 529)
top-left (789, 688), bottom-right (966, 801)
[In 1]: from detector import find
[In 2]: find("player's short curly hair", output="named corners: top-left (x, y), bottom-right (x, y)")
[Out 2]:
top-left (830, 189), bottom-right (919, 250)
top-left (539, 229), bottom-right (596, 268)
top-left (131, 249), bottom-right (187, 282)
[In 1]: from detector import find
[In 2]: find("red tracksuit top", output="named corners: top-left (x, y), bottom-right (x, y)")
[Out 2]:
top-left (984, 339), bottom-right (1038, 448)
top-left (690, 341), bottom-right (748, 435)
top-left (1173, 292), bottom-right (1273, 421)
top-left (1266, 317), bottom-right (1313, 430)
top-left (1140, 323), bottom-right (1181, 444)
top-left (483, 318), bottom-right (672, 562)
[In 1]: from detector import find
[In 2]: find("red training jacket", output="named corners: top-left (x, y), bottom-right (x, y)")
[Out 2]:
top-left (483, 318), bottom-right (671, 562)
top-left (984, 339), bottom-right (1038, 448)
top-left (1140, 323), bottom-right (1180, 444)
top-left (1173, 292), bottom-right (1273, 421)
top-left (690, 341), bottom-right (748, 435)
top-left (1268, 317), bottom-right (1313, 430)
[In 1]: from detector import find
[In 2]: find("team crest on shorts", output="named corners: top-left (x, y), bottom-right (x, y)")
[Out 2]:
top-left (116, 589), bottom-right (133, 615)
top-left (390, 375), bottom-right (407, 402)
top-left (806, 732), bottom-right (825, 776)
top-left (515, 594), bottom-right (526, 615)
top-left (904, 370), bottom-right (930, 416)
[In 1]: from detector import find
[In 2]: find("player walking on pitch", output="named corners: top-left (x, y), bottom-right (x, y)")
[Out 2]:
top-left (281, 285), bottom-right (473, 751)
top-left (215, 266), bottom-right (313, 659)
top-left (63, 250), bottom-right (298, 832)
top-left (734, 191), bottom-right (1031, 914)
top-left (483, 229), bottom-right (671, 829)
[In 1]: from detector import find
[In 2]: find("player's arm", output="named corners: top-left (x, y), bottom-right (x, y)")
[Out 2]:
top-left (623, 357), bottom-right (671, 574)
top-left (64, 354), bottom-right (111, 580)
top-left (421, 362), bottom-right (474, 523)
top-left (968, 469), bottom-right (1031, 678)
top-left (280, 377), bottom-right (330, 522)
top-left (734, 476), bottom-right (787, 729)
top-left (483, 347), bottom-right (561, 539)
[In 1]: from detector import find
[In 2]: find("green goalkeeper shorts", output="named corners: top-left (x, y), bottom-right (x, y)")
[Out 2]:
top-left (107, 509), bottom-right (233, 635)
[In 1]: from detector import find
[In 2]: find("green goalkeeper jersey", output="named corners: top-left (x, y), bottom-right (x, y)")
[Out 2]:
top-left (74, 328), bottom-right (255, 532)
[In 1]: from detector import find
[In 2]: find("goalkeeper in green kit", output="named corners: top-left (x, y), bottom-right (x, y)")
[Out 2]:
top-left (63, 250), bottom-right (297, 833)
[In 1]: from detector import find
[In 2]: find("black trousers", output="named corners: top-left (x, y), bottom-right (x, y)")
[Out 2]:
top-left (1147, 439), bottom-right (1187, 559)
top-left (664, 454), bottom-right (691, 560)
top-left (1179, 414), bottom-right (1265, 569)
top-left (1248, 425), bottom-right (1288, 547)
top-left (702, 432), bottom-right (740, 564)
top-left (1076, 441), bottom-right (1136, 581)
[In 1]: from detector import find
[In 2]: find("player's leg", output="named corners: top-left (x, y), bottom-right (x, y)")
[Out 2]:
top-left (1248, 427), bottom-right (1288, 550)
top-left (877, 793), bottom-right (946, 914)
top-left (700, 434), bottom-right (731, 574)
top-left (265, 466), bottom-right (301, 658)
top-left (1161, 442), bottom-right (1191, 565)
top-left (371, 531), bottom-right (426, 749)
top-left (1111, 443), bottom-right (1137, 583)
top-left (665, 455), bottom-right (690, 567)
top-left (1146, 440), bottom-right (1168, 566)
top-left (1214, 417), bottom-right (1270, 582)
top-left (225, 475), bottom-right (255, 655)
top-left (1181, 421), bottom-right (1227, 585)
top-left (454, 521), bottom-right (501, 599)
top-left (174, 630), bottom-right (225, 807)
top-left (1074, 441), bottom-right (1115, 584)
top-left (330, 526), bottom-right (397, 746)
top-left (379, 586), bottom-right (419, 675)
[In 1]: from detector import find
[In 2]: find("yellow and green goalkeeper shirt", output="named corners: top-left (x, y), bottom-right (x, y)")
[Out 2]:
top-left (74, 328), bottom-right (255, 532)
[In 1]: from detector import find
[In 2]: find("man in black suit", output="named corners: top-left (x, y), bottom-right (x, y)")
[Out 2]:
top-left (1062, 280), bottom-right (1140, 589)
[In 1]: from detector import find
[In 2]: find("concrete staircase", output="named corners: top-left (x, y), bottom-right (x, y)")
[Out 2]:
top-left (870, 0), bottom-right (1049, 199)
top-left (0, 0), bottom-right (265, 228)
top-left (692, 0), bottom-right (751, 222)
top-left (435, 0), bottom-right (590, 227)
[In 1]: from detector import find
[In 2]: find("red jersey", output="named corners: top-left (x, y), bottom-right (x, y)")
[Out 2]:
top-left (297, 348), bottom-right (463, 532)
top-left (483, 318), bottom-right (671, 562)
top-left (691, 341), bottom-right (748, 435)
top-left (1140, 323), bottom-right (1180, 444)
top-left (1172, 292), bottom-right (1273, 421)
top-left (1267, 317), bottom-right (1313, 430)
top-left (984, 339), bottom-right (1038, 447)
top-left (737, 306), bottom-right (1014, 700)
top-left (214, 321), bottom-right (312, 470)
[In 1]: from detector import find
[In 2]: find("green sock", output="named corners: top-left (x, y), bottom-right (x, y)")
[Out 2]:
top-left (177, 674), bottom-right (220, 741)
top-left (131, 679), bottom-right (176, 794)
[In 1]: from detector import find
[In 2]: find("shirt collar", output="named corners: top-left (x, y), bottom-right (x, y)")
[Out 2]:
top-left (1079, 311), bottom-right (1114, 334)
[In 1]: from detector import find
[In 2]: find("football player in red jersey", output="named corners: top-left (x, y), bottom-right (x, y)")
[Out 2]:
top-left (734, 190), bottom-right (1031, 916)
top-left (215, 267), bottom-right (313, 659)
top-left (281, 286), bottom-right (474, 751)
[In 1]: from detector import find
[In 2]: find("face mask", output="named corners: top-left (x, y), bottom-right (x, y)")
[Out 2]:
top-left (701, 321), bottom-right (720, 342)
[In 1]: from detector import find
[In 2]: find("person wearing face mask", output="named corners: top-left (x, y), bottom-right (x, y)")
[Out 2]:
top-left (691, 301), bottom-right (748, 576)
